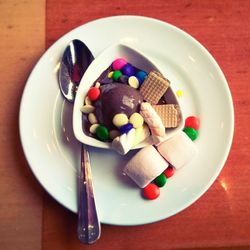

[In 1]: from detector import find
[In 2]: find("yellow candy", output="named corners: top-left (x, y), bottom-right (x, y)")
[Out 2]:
top-left (108, 71), bottom-right (114, 78)
top-left (112, 113), bottom-right (128, 128)
top-left (129, 112), bottom-right (144, 128)
top-left (128, 76), bottom-right (139, 89)
top-left (176, 89), bottom-right (184, 97)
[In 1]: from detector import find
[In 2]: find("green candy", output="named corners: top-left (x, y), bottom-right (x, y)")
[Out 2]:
top-left (96, 125), bottom-right (109, 141)
top-left (112, 70), bottom-right (122, 81)
top-left (154, 173), bottom-right (167, 187)
top-left (183, 127), bottom-right (198, 141)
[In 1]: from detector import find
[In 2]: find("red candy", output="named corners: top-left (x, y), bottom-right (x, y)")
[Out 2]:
top-left (185, 116), bottom-right (200, 130)
top-left (164, 166), bottom-right (175, 178)
top-left (142, 183), bottom-right (160, 200)
top-left (87, 87), bottom-right (100, 101)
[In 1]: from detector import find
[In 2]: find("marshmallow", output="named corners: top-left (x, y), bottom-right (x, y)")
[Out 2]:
top-left (157, 131), bottom-right (197, 169)
top-left (140, 102), bottom-right (166, 145)
top-left (112, 128), bottom-right (135, 155)
top-left (123, 145), bottom-right (169, 188)
top-left (132, 124), bottom-right (150, 146)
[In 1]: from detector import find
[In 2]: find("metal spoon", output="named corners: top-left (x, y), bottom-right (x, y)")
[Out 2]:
top-left (58, 39), bottom-right (101, 244)
top-left (59, 39), bottom-right (94, 102)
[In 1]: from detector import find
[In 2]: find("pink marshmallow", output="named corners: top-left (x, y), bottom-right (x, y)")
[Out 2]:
top-left (123, 145), bottom-right (169, 188)
top-left (157, 131), bottom-right (197, 169)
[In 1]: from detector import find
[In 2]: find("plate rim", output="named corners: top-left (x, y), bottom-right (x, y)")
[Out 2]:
top-left (19, 15), bottom-right (234, 225)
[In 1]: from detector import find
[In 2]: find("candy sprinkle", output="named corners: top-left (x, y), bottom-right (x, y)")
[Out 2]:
top-left (185, 116), bottom-right (200, 130)
top-left (164, 166), bottom-right (175, 178)
top-left (142, 183), bottom-right (160, 200)
top-left (176, 89), bottom-right (184, 97)
top-left (108, 71), bottom-right (114, 78)
top-left (183, 127), bottom-right (198, 141)
top-left (128, 76), bottom-right (139, 89)
top-left (154, 173), bottom-right (167, 187)
top-left (96, 125), bottom-right (109, 141)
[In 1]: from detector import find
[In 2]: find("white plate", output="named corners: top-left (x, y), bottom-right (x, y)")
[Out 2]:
top-left (19, 16), bottom-right (234, 225)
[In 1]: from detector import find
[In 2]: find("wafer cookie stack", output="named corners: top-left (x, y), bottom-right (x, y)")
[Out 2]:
top-left (139, 71), bottom-right (170, 104)
top-left (152, 104), bottom-right (178, 128)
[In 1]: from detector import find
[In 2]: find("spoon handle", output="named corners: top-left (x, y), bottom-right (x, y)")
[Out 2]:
top-left (77, 144), bottom-right (101, 244)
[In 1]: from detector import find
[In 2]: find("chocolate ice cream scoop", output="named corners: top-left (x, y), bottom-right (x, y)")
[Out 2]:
top-left (94, 83), bottom-right (144, 128)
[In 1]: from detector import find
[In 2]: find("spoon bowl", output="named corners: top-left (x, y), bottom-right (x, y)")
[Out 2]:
top-left (59, 39), bottom-right (94, 102)
top-left (73, 43), bottom-right (184, 150)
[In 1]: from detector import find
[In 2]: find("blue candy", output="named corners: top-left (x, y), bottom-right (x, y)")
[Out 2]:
top-left (136, 70), bottom-right (148, 85)
top-left (119, 123), bottom-right (133, 134)
top-left (122, 64), bottom-right (135, 77)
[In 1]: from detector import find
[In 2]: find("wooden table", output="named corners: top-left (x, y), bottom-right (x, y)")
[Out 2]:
top-left (1, 1), bottom-right (249, 249)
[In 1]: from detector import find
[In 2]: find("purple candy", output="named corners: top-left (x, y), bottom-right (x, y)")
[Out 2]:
top-left (119, 75), bottom-right (129, 84)
top-left (100, 77), bottom-right (114, 84)
top-left (122, 64), bottom-right (135, 77)
top-left (119, 123), bottom-right (133, 134)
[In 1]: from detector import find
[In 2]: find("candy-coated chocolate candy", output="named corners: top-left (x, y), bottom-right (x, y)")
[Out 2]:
top-left (136, 70), bottom-right (147, 84)
top-left (99, 77), bottom-right (113, 84)
top-left (164, 166), bottom-right (175, 178)
top-left (176, 89), bottom-right (184, 97)
top-left (112, 70), bottom-right (122, 81)
top-left (142, 183), bottom-right (160, 200)
top-left (154, 173), bottom-right (167, 187)
top-left (119, 75), bottom-right (128, 84)
top-left (122, 63), bottom-right (135, 77)
top-left (112, 113), bottom-right (129, 127)
top-left (112, 58), bottom-right (127, 70)
top-left (183, 127), bottom-right (198, 141)
top-left (96, 125), bottom-right (109, 141)
top-left (109, 130), bottom-right (120, 140)
top-left (108, 71), bottom-right (114, 78)
top-left (128, 76), bottom-right (139, 89)
top-left (119, 123), bottom-right (133, 134)
top-left (129, 112), bottom-right (144, 128)
top-left (87, 87), bottom-right (100, 101)
top-left (185, 116), bottom-right (200, 130)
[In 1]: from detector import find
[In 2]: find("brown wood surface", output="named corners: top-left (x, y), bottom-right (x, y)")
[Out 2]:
top-left (0, 1), bottom-right (45, 250)
top-left (0, 0), bottom-right (250, 249)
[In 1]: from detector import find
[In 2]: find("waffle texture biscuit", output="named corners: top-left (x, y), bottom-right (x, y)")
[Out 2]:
top-left (139, 71), bottom-right (170, 104)
top-left (152, 104), bottom-right (178, 128)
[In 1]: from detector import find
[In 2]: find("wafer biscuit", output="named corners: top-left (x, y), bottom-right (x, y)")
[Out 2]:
top-left (152, 104), bottom-right (178, 128)
top-left (139, 71), bottom-right (170, 104)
